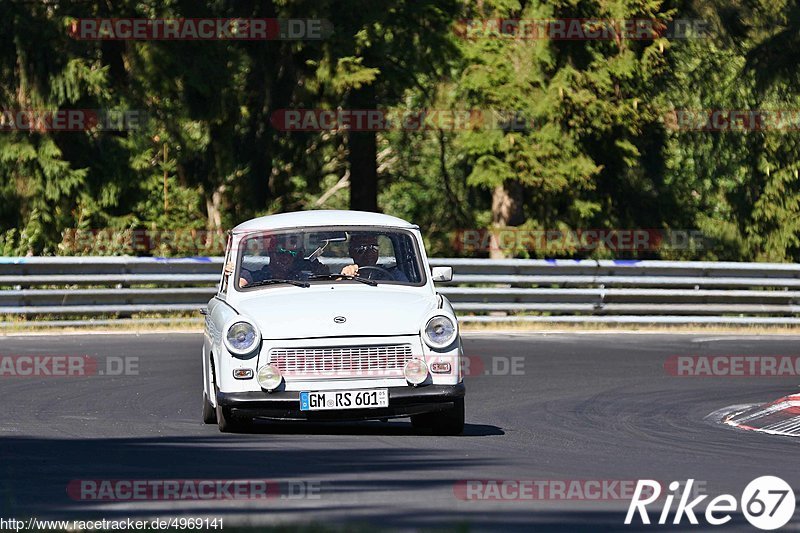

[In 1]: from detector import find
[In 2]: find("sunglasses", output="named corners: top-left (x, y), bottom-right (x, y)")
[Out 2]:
top-left (353, 244), bottom-right (379, 254)
top-left (277, 246), bottom-right (299, 257)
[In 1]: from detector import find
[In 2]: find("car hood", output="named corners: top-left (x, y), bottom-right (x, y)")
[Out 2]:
top-left (234, 285), bottom-right (439, 339)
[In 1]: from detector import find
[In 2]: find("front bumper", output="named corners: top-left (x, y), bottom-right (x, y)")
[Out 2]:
top-left (216, 383), bottom-right (465, 421)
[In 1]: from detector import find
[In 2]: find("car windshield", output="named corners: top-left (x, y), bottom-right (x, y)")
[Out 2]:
top-left (235, 227), bottom-right (424, 289)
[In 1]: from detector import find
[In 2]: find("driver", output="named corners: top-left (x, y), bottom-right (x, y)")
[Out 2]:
top-left (340, 234), bottom-right (408, 281)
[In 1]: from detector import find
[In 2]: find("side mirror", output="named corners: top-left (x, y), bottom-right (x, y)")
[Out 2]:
top-left (431, 266), bottom-right (453, 282)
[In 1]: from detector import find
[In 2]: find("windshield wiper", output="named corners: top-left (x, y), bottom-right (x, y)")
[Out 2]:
top-left (247, 278), bottom-right (310, 288)
top-left (308, 273), bottom-right (378, 286)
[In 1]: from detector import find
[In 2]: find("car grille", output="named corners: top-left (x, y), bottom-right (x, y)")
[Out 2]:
top-left (268, 344), bottom-right (413, 377)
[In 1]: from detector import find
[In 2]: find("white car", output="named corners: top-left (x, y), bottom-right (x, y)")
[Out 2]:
top-left (202, 210), bottom-right (465, 434)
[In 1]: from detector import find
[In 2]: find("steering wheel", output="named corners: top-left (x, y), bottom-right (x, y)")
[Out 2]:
top-left (357, 265), bottom-right (394, 280)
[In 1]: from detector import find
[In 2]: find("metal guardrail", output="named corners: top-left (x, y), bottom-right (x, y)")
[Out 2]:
top-left (2, 256), bottom-right (800, 325)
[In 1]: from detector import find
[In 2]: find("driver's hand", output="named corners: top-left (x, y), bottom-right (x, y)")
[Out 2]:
top-left (341, 264), bottom-right (359, 277)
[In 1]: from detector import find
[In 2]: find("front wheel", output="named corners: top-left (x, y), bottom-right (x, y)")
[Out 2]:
top-left (214, 384), bottom-right (252, 433)
top-left (411, 398), bottom-right (464, 435)
top-left (216, 403), bottom-right (252, 433)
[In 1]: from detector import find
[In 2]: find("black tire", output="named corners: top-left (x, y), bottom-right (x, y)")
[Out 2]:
top-left (213, 381), bottom-right (252, 433)
top-left (202, 393), bottom-right (216, 424)
top-left (411, 398), bottom-right (465, 435)
top-left (216, 402), bottom-right (251, 433)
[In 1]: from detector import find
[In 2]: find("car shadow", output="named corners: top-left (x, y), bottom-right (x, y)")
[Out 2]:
top-left (232, 420), bottom-right (505, 436)
top-left (0, 432), bottom-right (500, 521)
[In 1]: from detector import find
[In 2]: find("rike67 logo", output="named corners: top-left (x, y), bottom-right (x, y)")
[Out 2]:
top-left (626, 477), bottom-right (796, 530)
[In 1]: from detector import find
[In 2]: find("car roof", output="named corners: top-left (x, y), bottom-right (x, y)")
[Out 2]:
top-left (232, 210), bottom-right (418, 233)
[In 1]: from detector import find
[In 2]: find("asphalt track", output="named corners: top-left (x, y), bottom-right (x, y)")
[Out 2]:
top-left (1, 332), bottom-right (799, 531)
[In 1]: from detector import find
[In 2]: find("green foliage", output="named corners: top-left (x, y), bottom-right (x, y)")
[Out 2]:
top-left (661, 0), bottom-right (800, 261)
top-left (0, 0), bottom-right (799, 261)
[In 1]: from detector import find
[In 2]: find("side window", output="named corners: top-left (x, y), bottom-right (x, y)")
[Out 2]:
top-left (220, 234), bottom-right (233, 296)
top-left (395, 235), bottom-right (422, 282)
top-left (376, 235), bottom-right (396, 267)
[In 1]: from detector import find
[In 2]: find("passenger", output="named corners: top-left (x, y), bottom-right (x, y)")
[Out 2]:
top-left (229, 235), bottom-right (328, 287)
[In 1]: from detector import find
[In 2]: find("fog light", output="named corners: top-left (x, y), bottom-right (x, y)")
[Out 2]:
top-left (233, 368), bottom-right (253, 379)
top-left (404, 359), bottom-right (428, 385)
top-left (430, 361), bottom-right (451, 374)
top-left (257, 364), bottom-right (282, 391)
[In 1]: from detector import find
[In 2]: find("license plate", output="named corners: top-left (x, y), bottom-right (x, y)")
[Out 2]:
top-left (299, 389), bottom-right (389, 411)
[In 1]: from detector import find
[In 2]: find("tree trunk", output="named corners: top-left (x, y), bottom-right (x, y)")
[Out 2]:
top-left (489, 181), bottom-right (524, 259)
top-left (206, 185), bottom-right (224, 231)
top-left (204, 185), bottom-right (225, 253)
top-left (347, 84), bottom-right (379, 212)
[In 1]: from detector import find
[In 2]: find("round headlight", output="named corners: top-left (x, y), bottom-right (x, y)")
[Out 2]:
top-left (224, 320), bottom-right (260, 356)
top-left (404, 359), bottom-right (428, 385)
top-left (423, 315), bottom-right (457, 349)
top-left (257, 364), bottom-right (282, 391)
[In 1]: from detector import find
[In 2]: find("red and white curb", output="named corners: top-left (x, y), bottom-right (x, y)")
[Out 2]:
top-left (723, 394), bottom-right (800, 437)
